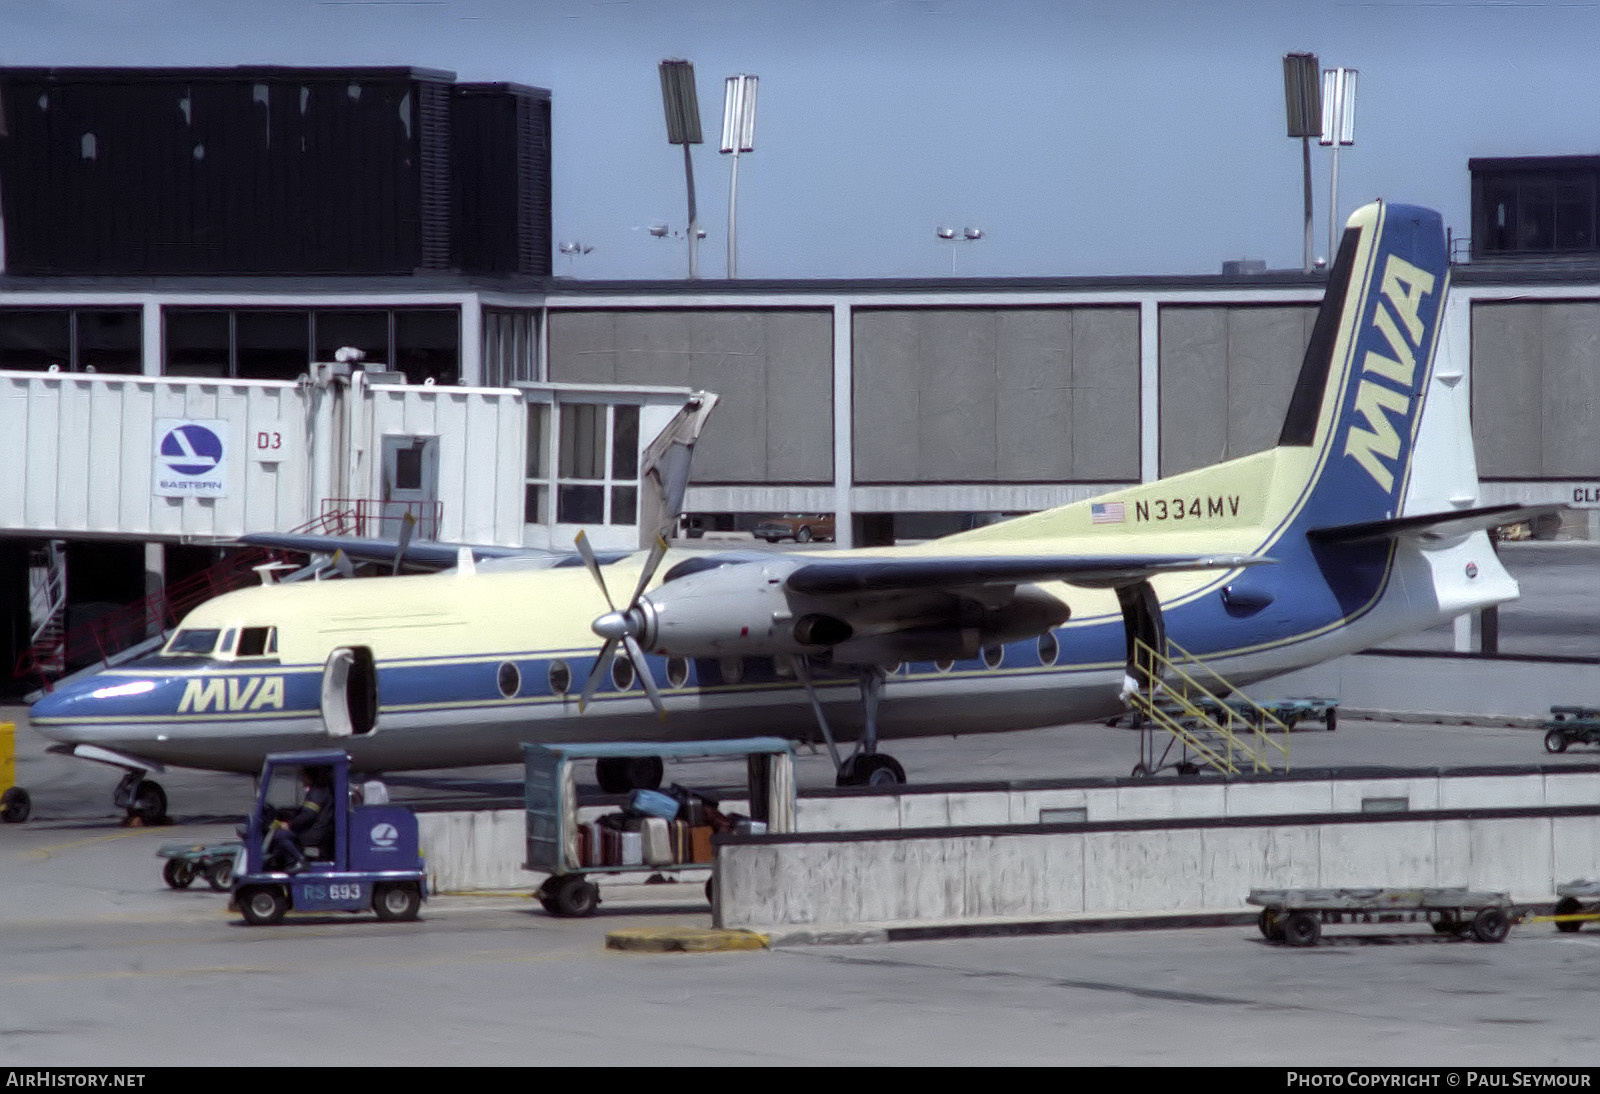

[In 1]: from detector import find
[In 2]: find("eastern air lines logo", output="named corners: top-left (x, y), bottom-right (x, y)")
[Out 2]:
top-left (369, 823), bottom-right (399, 849)
top-left (1342, 254), bottom-right (1438, 494)
top-left (159, 423), bottom-right (224, 476)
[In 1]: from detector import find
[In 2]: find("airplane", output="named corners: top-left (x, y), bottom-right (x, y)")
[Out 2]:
top-left (28, 200), bottom-right (1556, 822)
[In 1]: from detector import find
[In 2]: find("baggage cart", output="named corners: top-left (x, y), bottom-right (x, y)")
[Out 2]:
top-left (1542, 706), bottom-right (1600, 753)
top-left (523, 738), bottom-right (796, 917)
top-left (1247, 887), bottom-right (1516, 947)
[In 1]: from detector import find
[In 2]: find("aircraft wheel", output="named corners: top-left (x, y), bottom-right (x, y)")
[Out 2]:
top-left (549, 875), bottom-right (599, 917)
top-left (1130, 763), bottom-right (1149, 778)
top-left (1283, 911), bottom-right (1320, 947)
top-left (835, 754), bottom-right (906, 788)
top-left (205, 858), bottom-right (234, 892)
top-left (373, 882), bottom-right (422, 921)
top-left (1545, 730), bottom-right (1569, 754)
top-left (1, 786), bottom-right (31, 823)
top-left (1555, 896), bottom-right (1584, 933)
top-left (1325, 708), bottom-right (1338, 732)
top-left (162, 859), bottom-right (197, 889)
top-left (128, 780), bottom-right (167, 825)
top-left (1471, 907), bottom-right (1510, 943)
top-left (238, 885), bottom-right (288, 926)
top-left (1257, 909), bottom-right (1285, 941)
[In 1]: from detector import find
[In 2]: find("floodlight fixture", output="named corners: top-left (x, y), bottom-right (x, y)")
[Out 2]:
top-left (658, 59), bottom-right (704, 278)
top-left (719, 74), bottom-right (759, 278)
top-left (1283, 52), bottom-right (1321, 272)
top-left (648, 223), bottom-right (670, 238)
top-left (1320, 67), bottom-right (1358, 261)
top-left (936, 226), bottom-right (983, 273)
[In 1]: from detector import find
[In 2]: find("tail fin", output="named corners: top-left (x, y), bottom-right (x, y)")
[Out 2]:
top-left (1282, 200), bottom-right (1451, 528)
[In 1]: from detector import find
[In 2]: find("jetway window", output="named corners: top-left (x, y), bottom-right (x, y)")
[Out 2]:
top-left (548, 402), bottom-right (646, 526)
top-left (165, 310), bottom-right (231, 378)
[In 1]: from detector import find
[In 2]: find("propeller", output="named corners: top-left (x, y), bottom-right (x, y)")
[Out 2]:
top-left (575, 530), bottom-right (671, 717)
top-left (391, 511), bottom-right (418, 576)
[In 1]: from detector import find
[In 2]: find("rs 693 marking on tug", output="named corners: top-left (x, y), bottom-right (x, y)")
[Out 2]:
top-left (1135, 495), bottom-right (1242, 523)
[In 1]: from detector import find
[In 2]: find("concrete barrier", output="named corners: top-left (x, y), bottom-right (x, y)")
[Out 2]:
top-left (417, 768), bottom-right (1600, 894)
top-left (714, 805), bottom-right (1600, 931)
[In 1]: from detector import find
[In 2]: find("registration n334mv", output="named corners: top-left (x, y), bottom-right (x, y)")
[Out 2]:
top-left (31, 202), bottom-right (1546, 819)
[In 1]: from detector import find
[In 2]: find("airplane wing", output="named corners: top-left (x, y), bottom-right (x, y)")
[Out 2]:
top-left (1307, 504), bottom-right (1564, 546)
top-left (238, 532), bottom-right (551, 568)
top-left (784, 553), bottom-right (1270, 594)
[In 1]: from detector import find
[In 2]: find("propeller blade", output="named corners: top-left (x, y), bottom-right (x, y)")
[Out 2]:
top-left (574, 530), bottom-right (615, 611)
top-left (578, 637), bottom-right (618, 713)
top-left (627, 533), bottom-right (671, 610)
top-left (391, 511), bottom-right (417, 576)
top-left (623, 634), bottom-right (665, 720)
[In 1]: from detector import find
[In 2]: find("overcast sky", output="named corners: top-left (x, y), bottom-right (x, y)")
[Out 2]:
top-left (5, 0), bottom-right (1597, 279)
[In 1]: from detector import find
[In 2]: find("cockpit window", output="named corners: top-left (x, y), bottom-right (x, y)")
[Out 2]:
top-left (166, 629), bottom-right (221, 655)
top-left (237, 627), bottom-right (277, 657)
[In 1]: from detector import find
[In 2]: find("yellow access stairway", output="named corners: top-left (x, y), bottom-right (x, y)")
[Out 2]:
top-left (1122, 637), bottom-right (1292, 777)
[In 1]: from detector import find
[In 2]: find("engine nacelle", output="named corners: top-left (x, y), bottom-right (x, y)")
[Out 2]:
top-left (641, 559), bottom-right (829, 658)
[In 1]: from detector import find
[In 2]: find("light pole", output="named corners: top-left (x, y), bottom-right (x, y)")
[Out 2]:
top-left (1321, 67), bottom-right (1358, 262)
top-left (1282, 53), bottom-right (1321, 273)
top-left (658, 60), bottom-right (704, 279)
top-left (936, 226), bottom-right (983, 274)
top-left (720, 74), bottom-right (758, 279)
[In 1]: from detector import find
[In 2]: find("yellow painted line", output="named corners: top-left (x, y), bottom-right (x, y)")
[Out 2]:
top-left (605, 926), bottom-right (769, 953)
top-left (22, 830), bottom-right (150, 862)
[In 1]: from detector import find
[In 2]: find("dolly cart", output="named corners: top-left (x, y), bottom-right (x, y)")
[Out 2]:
top-left (1, 721), bottom-right (29, 823)
top-left (1249, 887), bottom-right (1516, 947)
top-left (1548, 880), bottom-right (1600, 932)
top-left (229, 748), bottom-right (427, 926)
top-left (157, 839), bottom-right (241, 890)
top-left (1542, 706), bottom-right (1600, 753)
top-left (523, 737), bottom-right (796, 917)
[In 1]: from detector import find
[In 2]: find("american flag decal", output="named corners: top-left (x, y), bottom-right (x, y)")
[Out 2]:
top-left (1090, 502), bottom-right (1125, 525)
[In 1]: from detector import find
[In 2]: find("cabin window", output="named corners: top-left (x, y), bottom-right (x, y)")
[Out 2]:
top-left (237, 627), bottom-right (278, 657)
top-left (166, 629), bottom-right (221, 655)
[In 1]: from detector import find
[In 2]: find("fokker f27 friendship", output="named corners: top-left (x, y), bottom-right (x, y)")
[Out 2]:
top-left (31, 201), bottom-right (1551, 820)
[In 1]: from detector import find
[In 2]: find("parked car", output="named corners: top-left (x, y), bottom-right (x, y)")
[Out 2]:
top-left (753, 513), bottom-right (835, 544)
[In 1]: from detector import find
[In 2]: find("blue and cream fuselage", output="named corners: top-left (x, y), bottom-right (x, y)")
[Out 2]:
top-left (28, 201), bottom-right (1523, 776)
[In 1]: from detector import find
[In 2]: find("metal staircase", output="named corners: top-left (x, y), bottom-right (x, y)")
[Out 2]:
top-left (1123, 637), bottom-right (1292, 777)
top-left (24, 542), bottom-right (68, 678)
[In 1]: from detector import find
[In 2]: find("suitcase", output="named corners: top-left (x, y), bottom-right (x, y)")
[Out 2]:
top-left (640, 817), bottom-right (673, 866)
top-left (579, 823), bottom-right (598, 867)
top-left (600, 826), bottom-right (621, 867)
top-left (619, 830), bottom-right (643, 867)
top-left (629, 788), bottom-right (680, 820)
top-left (668, 819), bottom-right (691, 864)
top-left (690, 825), bottom-right (714, 864)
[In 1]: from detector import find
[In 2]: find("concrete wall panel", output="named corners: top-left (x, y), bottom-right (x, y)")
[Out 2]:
top-left (1538, 303), bottom-right (1600, 476)
top-left (1473, 302), bottom-right (1545, 478)
top-left (854, 306), bottom-right (1138, 484)
top-left (548, 308), bottom-right (832, 484)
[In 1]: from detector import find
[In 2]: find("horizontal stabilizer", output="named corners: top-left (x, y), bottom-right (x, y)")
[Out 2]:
top-left (1307, 504), bottom-right (1563, 546)
top-left (786, 553), bottom-right (1270, 595)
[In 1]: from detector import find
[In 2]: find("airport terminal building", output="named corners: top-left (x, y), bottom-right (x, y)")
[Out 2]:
top-left (0, 65), bottom-right (1597, 692)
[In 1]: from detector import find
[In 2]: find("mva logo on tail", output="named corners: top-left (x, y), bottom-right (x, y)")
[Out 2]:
top-left (1327, 205), bottom-right (1448, 513)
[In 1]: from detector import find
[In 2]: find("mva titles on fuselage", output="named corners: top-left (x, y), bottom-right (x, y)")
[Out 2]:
top-left (30, 201), bottom-right (1548, 818)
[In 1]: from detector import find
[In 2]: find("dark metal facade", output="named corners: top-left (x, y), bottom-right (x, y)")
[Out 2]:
top-left (451, 83), bottom-right (552, 277)
top-left (0, 67), bottom-right (549, 277)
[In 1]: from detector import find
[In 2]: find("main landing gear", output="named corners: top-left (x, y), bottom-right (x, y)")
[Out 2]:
top-left (114, 770), bottom-right (168, 825)
top-left (789, 659), bottom-right (908, 789)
